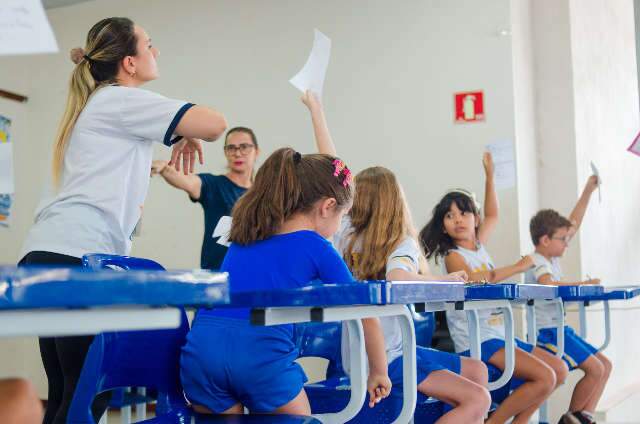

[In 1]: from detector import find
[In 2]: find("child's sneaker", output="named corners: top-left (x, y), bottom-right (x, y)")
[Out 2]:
top-left (558, 411), bottom-right (595, 424)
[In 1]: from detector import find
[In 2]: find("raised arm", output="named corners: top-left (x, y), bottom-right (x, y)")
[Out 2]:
top-left (567, 175), bottom-right (599, 236)
top-left (151, 160), bottom-right (202, 200)
top-left (477, 152), bottom-right (498, 244)
top-left (445, 251), bottom-right (533, 283)
top-left (301, 90), bottom-right (337, 156)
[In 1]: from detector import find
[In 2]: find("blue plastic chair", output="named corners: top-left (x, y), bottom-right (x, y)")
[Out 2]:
top-left (67, 254), bottom-right (185, 424)
top-left (409, 307), bottom-right (436, 348)
top-left (295, 322), bottom-right (445, 423)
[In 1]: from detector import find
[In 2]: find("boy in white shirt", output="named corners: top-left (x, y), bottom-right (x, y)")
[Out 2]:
top-left (525, 175), bottom-right (610, 424)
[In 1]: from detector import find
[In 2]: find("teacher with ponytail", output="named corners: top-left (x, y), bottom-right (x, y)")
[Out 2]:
top-left (19, 17), bottom-right (227, 424)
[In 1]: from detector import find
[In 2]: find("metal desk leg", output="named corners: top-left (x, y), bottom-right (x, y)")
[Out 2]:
top-left (579, 302), bottom-right (588, 338)
top-left (529, 299), bottom-right (565, 424)
top-left (458, 301), bottom-right (515, 392)
top-left (135, 387), bottom-right (146, 421)
top-left (526, 300), bottom-right (537, 345)
top-left (311, 305), bottom-right (417, 424)
top-left (598, 301), bottom-right (611, 351)
top-left (313, 319), bottom-right (366, 423)
top-left (488, 306), bottom-right (515, 392)
top-left (467, 309), bottom-right (482, 360)
top-left (392, 306), bottom-right (418, 424)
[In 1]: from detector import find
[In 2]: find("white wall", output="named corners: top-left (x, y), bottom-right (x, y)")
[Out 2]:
top-left (528, 0), bottom-right (640, 421)
top-left (511, 0), bottom-right (540, 254)
top-left (0, 0), bottom-right (521, 396)
top-left (569, 0), bottom-right (640, 421)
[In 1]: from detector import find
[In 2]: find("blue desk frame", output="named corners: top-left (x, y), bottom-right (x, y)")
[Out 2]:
top-left (0, 267), bottom-right (228, 338)
top-left (242, 281), bottom-right (465, 424)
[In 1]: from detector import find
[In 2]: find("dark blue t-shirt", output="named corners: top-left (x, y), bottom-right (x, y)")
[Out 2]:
top-left (203, 230), bottom-right (355, 320)
top-left (191, 174), bottom-right (246, 270)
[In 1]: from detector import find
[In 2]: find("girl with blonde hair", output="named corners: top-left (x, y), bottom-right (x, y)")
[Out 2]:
top-left (303, 91), bottom-right (491, 423)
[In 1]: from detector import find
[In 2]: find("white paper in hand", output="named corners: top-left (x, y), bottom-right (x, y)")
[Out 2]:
top-left (289, 29), bottom-right (331, 95)
top-left (486, 140), bottom-right (517, 190)
top-left (0, 0), bottom-right (58, 56)
top-left (212, 216), bottom-right (232, 247)
top-left (590, 161), bottom-right (601, 203)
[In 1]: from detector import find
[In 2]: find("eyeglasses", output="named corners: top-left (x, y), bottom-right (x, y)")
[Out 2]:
top-left (224, 143), bottom-right (255, 155)
top-left (551, 235), bottom-right (571, 244)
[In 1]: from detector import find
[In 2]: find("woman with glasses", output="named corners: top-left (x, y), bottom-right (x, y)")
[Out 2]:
top-left (152, 127), bottom-right (259, 270)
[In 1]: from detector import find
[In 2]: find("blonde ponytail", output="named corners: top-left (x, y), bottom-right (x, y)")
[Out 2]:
top-left (51, 17), bottom-right (137, 186)
top-left (52, 58), bottom-right (96, 185)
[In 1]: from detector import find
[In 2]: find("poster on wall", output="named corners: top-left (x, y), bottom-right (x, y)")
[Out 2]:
top-left (0, 194), bottom-right (11, 227)
top-left (0, 115), bottom-right (13, 227)
top-left (454, 91), bottom-right (485, 123)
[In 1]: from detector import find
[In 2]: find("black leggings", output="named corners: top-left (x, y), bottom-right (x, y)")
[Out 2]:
top-left (19, 251), bottom-right (111, 424)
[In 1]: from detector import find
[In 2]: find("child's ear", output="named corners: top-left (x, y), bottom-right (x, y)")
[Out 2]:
top-left (320, 198), bottom-right (338, 218)
top-left (540, 235), bottom-right (550, 247)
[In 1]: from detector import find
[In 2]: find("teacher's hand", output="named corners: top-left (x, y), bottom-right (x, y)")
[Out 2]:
top-left (170, 138), bottom-right (204, 174)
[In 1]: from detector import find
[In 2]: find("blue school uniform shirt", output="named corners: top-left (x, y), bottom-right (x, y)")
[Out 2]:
top-left (190, 174), bottom-right (246, 270)
top-left (201, 230), bottom-right (355, 322)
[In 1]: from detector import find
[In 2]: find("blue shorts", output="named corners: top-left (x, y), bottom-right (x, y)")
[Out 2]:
top-left (180, 315), bottom-right (307, 413)
top-left (537, 326), bottom-right (598, 370)
top-left (389, 346), bottom-right (462, 402)
top-left (459, 338), bottom-right (535, 363)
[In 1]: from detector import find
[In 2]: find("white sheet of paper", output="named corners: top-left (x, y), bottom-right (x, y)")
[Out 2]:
top-left (0, 0), bottom-right (58, 56)
top-left (0, 143), bottom-right (14, 194)
top-left (289, 29), bottom-right (331, 95)
top-left (212, 216), bottom-right (232, 247)
top-left (486, 140), bottom-right (517, 190)
top-left (590, 161), bottom-right (601, 203)
top-left (627, 131), bottom-right (640, 157)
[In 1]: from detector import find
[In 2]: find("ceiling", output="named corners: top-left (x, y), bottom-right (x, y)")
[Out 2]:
top-left (42, 0), bottom-right (93, 9)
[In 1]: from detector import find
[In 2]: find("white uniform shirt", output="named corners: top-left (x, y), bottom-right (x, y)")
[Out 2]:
top-left (21, 85), bottom-right (193, 258)
top-left (334, 217), bottom-right (420, 373)
top-left (524, 252), bottom-right (564, 329)
top-left (444, 244), bottom-right (507, 352)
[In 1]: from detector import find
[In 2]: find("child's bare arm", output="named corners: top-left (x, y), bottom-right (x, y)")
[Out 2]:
top-left (478, 152), bottom-right (498, 244)
top-left (361, 318), bottom-right (391, 407)
top-left (302, 90), bottom-right (337, 156)
top-left (568, 175), bottom-right (599, 236)
top-left (446, 252), bottom-right (532, 283)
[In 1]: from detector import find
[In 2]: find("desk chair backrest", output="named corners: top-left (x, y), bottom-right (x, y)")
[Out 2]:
top-left (68, 254), bottom-right (189, 423)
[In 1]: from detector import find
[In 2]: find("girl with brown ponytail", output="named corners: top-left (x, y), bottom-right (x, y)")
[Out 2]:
top-left (180, 147), bottom-right (392, 415)
top-left (18, 17), bottom-right (227, 424)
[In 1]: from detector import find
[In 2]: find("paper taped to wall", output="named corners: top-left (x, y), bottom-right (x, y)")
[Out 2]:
top-left (0, 0), bottom-right (58, 55)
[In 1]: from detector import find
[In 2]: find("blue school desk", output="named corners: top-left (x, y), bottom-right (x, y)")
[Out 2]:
top-left (238, 280), bottom-right (465, 424)
top-left (0, 266), bottom-right (228, 337)
top-left (560, 285), bottom-right (640, 351)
